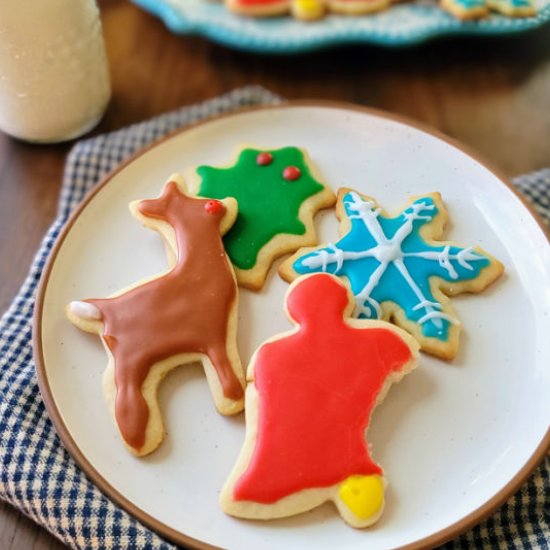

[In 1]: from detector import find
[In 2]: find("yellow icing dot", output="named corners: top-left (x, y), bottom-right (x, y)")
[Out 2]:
top-left (338, 475), bottom-right (384, 520)
top-left (292, 0), bottom-right (325, 18)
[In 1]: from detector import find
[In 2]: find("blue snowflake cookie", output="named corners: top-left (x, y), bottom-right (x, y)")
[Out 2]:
top-left (280, 189), bottom-right (504, 359)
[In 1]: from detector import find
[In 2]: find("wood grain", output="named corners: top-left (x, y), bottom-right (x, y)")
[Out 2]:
top-left (0, 0), bottom-right (549, 548)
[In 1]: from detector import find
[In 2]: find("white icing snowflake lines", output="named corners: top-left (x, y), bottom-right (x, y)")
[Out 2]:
top-left (281, 189), bottom-right (504, 360)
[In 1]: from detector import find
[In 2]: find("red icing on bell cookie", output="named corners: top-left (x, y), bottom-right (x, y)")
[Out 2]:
top-left (256, 152), bottom-right (273, 166)
top-left (283, 166), bottom-right (301, 181)
top-left (221, 274), bottom-right (419, 527)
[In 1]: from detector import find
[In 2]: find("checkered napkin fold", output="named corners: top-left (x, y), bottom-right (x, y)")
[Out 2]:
top-left (1, 86), bottom-right (548, 550)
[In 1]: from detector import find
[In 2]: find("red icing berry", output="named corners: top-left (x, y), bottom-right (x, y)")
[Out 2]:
top-left (256, 152), bottom-right (273, 166)
top-left (283, 166), bottom-right (301, 181)
top-left (204, 199), bottom-right (223, 214)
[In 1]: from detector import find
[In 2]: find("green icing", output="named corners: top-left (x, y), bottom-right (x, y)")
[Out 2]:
top-left (196, 147), bottom-right (325, 270)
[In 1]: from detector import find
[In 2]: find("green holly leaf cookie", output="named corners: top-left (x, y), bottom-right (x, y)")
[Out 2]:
top-left (189, 146), bottom-right (335, 290)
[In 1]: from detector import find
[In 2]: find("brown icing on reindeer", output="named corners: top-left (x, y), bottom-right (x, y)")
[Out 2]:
top-left (83, 181), bottom-right (244, 452)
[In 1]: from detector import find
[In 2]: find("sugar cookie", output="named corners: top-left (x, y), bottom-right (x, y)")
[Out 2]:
top-left (280, 189), bottom-right (504, 360)
top-left (188, 146), bottom-right (335, 290)
top-left (67, 176), bottom-right (245, 456)
top-left (221, 273), bottom-right (419, 527)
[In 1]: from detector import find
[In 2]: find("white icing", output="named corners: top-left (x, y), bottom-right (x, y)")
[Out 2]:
top-left (403, 246), bottom-right (483, 280)
top-left (412, 300), bottom-right (441, 312)
top-left (69, 301), bottom-right (102, 321)
top-left (372, 241), bottom-right (401, 264)
top-left (416, 311), bottom-right (459, 325)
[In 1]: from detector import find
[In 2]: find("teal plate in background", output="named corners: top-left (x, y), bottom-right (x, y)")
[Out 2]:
top-left (130, 0), bottom-right (550, 53)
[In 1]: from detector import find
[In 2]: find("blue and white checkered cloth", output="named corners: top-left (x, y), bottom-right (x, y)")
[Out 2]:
top-left (1, 87), bottom-right (548, 550)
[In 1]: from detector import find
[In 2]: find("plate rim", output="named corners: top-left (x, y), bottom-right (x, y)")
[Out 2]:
top-left (130, 0), bottom-right (550, 54)
top-left (33, 101), bottom-right (550, 550)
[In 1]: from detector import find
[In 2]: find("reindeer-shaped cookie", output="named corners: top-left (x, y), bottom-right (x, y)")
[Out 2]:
top-left (67, 176), bottom-right (245, 457)
top-left (221, 273), bottom-right (418, 527)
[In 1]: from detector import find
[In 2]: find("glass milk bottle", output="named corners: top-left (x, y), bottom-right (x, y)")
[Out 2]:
top-left (0, 0), bottom-right (111, 143)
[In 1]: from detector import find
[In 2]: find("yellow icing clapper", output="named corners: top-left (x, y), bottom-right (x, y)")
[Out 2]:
top-left (338, 475), bottom-right (385, 522)
top-left (292, 0), bottom-right (326, 19)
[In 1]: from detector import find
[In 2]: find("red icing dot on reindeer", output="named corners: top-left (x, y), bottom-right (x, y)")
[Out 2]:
top-left (283, 166), bottom-right (301, 181)
top-left (256, 152), bottom-right (273, 166)
top-left (205, 199), bottom-right (223, 214)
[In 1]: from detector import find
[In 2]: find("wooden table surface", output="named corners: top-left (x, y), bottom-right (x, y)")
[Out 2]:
top-left (1, 1), bottom-right (549, 548)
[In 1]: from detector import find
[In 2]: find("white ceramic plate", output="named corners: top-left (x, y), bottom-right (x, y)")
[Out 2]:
top-left (35, 104), bottom-right (550, 549)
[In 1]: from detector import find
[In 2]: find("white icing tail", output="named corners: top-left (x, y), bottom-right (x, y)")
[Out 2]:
top-left (69, 301), bottom-right (102, 322)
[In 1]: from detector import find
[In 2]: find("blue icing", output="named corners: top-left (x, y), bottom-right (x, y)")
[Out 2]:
top-left (454, 0), bottom-right (485, 8)
top-left (293, 192), bottom-right (491, 342)
top-left (493, 0), bottom-right (532, 6)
